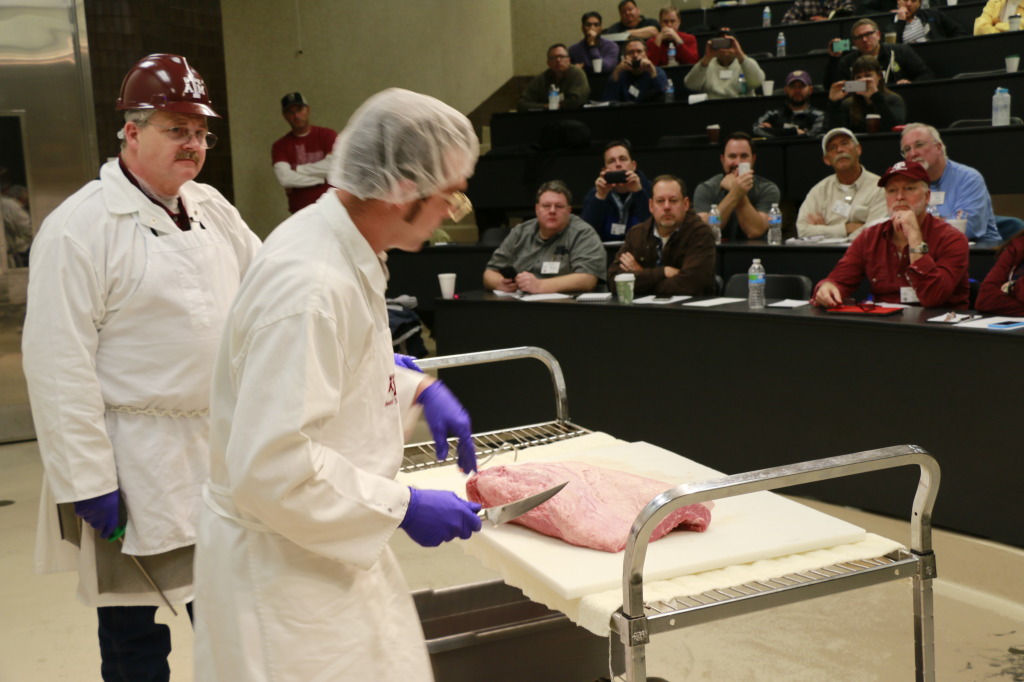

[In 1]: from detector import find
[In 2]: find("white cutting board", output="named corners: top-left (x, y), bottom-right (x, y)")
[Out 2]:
top-left (397, 438), bottom-right (866, 600)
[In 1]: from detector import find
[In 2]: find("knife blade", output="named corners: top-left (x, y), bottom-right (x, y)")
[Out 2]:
top-left (477, 481), bottom-right (568, 527)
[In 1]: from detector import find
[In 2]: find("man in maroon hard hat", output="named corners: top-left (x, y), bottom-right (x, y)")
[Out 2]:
top-left (22, 54), bottom-right (261, 680)
top-left (812, 159), bottom-right (969, 308)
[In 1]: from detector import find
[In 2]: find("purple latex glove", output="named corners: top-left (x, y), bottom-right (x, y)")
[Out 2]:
top-left (393, 353), bottom-right (423, 373)
top-left (73, 490), bottom-right (120, 539)
top-left (400, 488), bottom-right (482, 547)
top-left (416, 380), bottom-right (477, 473)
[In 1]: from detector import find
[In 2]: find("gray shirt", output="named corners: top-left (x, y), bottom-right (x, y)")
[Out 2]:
top-left (692, 173), bottom-right (781, 242)
top-left (486, 214), bottom-right (607, 282)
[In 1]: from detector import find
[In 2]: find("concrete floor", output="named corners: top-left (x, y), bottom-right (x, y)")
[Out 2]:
top-left (2, 295), bottom-right (1023, 681)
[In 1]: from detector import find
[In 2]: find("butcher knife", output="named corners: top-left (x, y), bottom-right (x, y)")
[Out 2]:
top-left (477, 481), bottom-right (567, 527)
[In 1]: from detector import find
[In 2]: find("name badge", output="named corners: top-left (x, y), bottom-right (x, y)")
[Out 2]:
top-left (831, 200), bottom-right (852, 218)
top-left (900, 286), bottom-right (919, 303)
top-left (541, 260), bottom-right (561, 275)
top-left (611, 222), bottom-right (627, 236)
top-left (719, 69), bottom-right (733, 80)
top-left (628, 85), bottom-right (640, 98)
top-left (929, 191), bottom-right (945, 206)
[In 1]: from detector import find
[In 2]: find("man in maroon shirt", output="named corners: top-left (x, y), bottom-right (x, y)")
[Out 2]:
top-left (813, 160), bottom-right (969, 308)
top-left (272, 92), bottom-right (338, 213)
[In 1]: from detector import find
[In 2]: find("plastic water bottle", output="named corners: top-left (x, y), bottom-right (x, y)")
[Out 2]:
top-left (708, 204), bottom-right (722, 244)
top-left (748, 259), bottom-right (766, 309)
top-left (993, 87), bottom-right (1011, 126)
top-left (548, 84), bottom-right (560, 111)
top-left (666, 79), bottom-right (675, 103)
top-left (667, 42), bottom-right (677, 66)
top-left (738, 73), bottom-right (748, 95)
top-left (768, 203), bottom-right (782, 245)
top-left (776, 32), bottom-right (786, 57)
top-left (762, 5), bottom-right (771, 26)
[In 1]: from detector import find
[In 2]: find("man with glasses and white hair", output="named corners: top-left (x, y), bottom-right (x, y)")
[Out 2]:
top-left (194, 88), bottom-right (483, 681)
top-left (899, 122), bottom-right (1001, 243)
top-left (22, 53), bottom-right (261, 680)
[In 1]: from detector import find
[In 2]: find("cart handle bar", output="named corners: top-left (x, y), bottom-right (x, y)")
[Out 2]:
top-left (414, 347), bottom-right (569, 423)
top-left (621, 444), bottom-right (940, 619)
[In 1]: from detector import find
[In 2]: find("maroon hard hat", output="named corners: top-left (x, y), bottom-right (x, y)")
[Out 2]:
top-left (116, 54), bottom-right (220, 118)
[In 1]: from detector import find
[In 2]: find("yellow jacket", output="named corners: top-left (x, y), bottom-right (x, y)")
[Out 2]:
top-left (974, 0), bottom-right (1024, 34)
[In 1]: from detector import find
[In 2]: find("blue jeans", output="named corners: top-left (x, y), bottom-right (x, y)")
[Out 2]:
top-left (96, 603), bottom-right (193, 682)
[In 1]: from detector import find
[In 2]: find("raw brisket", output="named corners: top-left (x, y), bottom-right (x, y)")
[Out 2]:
top-left (466, 461), bottom-right (713, 553)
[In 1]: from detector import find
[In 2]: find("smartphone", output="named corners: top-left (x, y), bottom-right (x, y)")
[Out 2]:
top-left (988, 320), bottom-right (1024, 330)
top-left (498, 266), bottom-right (517, 280)
top-left (710, 37), bottom-right (732, 49)
top-left (630, 58), bottom-right (641, 69)
top-left (843, 80), bottom-right (867, 93)
top-left (604, 170), bottom-right (628, 184)
top-left (737, 162), bottom-right (751, 175)
top-left (833, 38), bottom-right (851, 52)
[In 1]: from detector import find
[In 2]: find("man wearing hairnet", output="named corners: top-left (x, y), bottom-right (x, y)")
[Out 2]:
top-left (193, 88), bottom-right (482, 681)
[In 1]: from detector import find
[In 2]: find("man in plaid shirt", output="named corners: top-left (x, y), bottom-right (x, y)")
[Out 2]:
top-left (782, 0), bottom-right (856, 23)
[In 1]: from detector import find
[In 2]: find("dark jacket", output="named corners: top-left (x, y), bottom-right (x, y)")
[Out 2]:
top-left (827, 89), bottom-right (906, 132)
top-left (890, 8), bottom-right (969, 42)
top-left (607, 211), bottom-right (717, 296)
top-left (581, 169), bottom-right (653, 241)
top-left (833, 43), bottom-right (934, 85)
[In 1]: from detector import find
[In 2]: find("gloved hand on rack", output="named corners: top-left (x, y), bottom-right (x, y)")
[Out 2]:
top-left (400, 488), bottom-right (482, 547)
top-left (393, 353), bottom-right (422, 373)
top-left (73, 490), bottom-right (121, 540)
top-left (417, 380), bottom-right (477, 473)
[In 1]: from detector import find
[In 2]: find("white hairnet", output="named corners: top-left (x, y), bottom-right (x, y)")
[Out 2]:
top-left (328, 88), bottom-right (479, 204)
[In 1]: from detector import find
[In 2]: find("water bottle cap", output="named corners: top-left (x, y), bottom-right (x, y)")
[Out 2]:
top-left (753, 258), bottom-right (761, 264)
top-left (996, 87), bottom-right (1009, 94)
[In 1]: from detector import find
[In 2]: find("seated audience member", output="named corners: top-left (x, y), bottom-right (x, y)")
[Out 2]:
top-left (797, 128), bottom-right (886, 239)
top-left (899, 123), bottom-right (1001, 244)
top-left (827, 56), bottom-right (906, 133)
top-left (603, 38), bottom-right (669, 103)
top-left (888, 0), bottom-right (968, 42)
top-left (831, 19), bottom-right (934, 85)
top-left (752, 70), bottom-right (826, 138)
top-left (517, 44), bottom-right (590, 112)
top-left (569, 12), bottom-right (620, 76)
top-left (693, 132), bottom-right (781, 241)
top-left (608, 175), bottom-right (717, 296)
top-left (976, 230), bottom-right (1024, 315)
top-left (484, 181), bottom-right (606, 294)
top-left (684, 32), bottom-right (765, 99)
top-left (974, 0), bottom-right (1024, 33)
top-left (782, 0), bottom-right (856, 24)
top-left (581, 141), bottom-right (653, 241)
top-left (645, 6), bottom-right (698, 66)
top-left (812, 160), bottom-right (969, 308)
top-left (604, 0), bottom-right (661, 43)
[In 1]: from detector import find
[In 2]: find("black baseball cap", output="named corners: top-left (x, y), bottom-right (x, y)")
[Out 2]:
top-left (281, 92), bottom-right (308, 111)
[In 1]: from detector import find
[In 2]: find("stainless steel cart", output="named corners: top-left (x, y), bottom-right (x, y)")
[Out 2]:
top-left (403, 347), bottom-right (939, 682)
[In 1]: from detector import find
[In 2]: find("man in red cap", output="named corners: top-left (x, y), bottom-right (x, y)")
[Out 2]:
top-left (22, 53), bottom-right (261, 680)
top-left (812, 159), bottom-right (969, 308)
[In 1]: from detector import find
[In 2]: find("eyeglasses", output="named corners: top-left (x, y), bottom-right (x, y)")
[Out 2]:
top-left (548, 54), bottom-right (570, 61)
top-left (443, 191), bottom-right (472, 222)
top-left (852, 30), bottom-right (877, 41)
top-left (844, 297), bottom-right (876, 311)
top-left (899, 140), bottom-right (935, 157)
top-left (143, 122), bottom-right (218, 149)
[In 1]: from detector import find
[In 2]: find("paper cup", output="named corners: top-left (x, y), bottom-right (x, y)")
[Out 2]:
top-left (707, 124), bottom-right (720, 144)
top-left (614, 273), bottom-right (635, 304)
top-left (884, 31), bottom-right (897, 44)
top-left (762, 80), bottom-right (775, 96)
top-left (1007, 56), bottom-right (1020, 73)
top-left (948, 218), bottom-right (967, 233)
top-left (438, 273), bottom-right (456, 299)
top-left (866, 114), bottom-right (881, 133)
top-left (1010, 14), bottom-right (1021, 31)
top-left (946, 0), bottom-right (957, 5)
top-left (592, 58), bottom-right (603, 73)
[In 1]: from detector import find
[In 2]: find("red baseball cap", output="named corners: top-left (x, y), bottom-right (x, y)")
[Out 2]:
top-left (876, 160), bottom-right (929, 187)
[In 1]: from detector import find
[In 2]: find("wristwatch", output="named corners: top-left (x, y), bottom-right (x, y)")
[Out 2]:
top-left (908, 242), bottom-right (929, 255)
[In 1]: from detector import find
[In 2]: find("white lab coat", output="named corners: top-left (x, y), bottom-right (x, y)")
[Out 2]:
top-left (193, 191), bottom-right (433, 681)
top-left (23, 159), bottom-right (260, 606)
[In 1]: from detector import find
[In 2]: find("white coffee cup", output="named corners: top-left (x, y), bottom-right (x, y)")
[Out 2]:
top-left (438, 273), bottom-right (456, 299)
top-left (1010, 14), bottom-right (1022, 31)
top-left (1008, 55), bottom-right (1021, 73)
top-left (946, 0), bottom-right (957, 5)
top-left (762, 80), bottom-right (775, 96)
top-left (948, 218), bottom-right (968, 233)
top-left (592, 58), bottom-right (603, 73)
top-left (614, 273), bottom-right (635, 303)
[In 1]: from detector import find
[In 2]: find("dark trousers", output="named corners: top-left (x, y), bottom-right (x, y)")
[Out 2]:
top-left (96, 603), bottom-right (193, 682)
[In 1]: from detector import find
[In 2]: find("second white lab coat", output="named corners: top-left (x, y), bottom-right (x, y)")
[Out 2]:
top-left (193, 190), bottom-right (433, 681)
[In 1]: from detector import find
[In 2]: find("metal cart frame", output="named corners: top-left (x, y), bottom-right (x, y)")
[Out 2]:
top-left (403, 347), bottom-right (940, 682)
